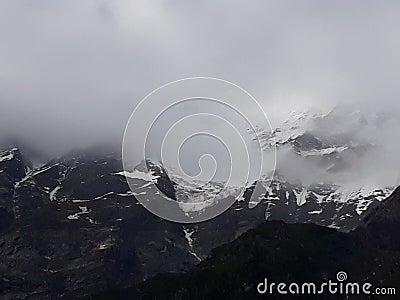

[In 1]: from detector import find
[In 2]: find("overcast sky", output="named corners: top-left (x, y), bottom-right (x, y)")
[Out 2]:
top-left (1, 0), bottom-right (400, 157)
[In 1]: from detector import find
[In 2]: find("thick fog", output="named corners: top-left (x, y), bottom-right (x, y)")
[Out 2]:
top-left (1, 1), bottom-right (399, 188)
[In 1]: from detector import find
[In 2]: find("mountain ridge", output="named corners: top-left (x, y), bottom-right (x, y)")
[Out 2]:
top-left (91, 187), bottom-right (400, 299)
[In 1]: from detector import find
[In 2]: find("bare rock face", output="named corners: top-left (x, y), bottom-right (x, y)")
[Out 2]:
top-left (356, 186), bottom-right (400, 251)
top-left (0, 148), bottom-right (196, 299)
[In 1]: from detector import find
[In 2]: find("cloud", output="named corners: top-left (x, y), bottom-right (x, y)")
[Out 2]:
top-left (0, 0), bottom-right (399, 161)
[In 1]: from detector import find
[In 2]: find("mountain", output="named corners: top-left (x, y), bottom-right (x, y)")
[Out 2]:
top-left (0, 107), bottom-right (398, 298)
top-left (246, 107), bottom-right (397, 230)
top-left (0, 147), bottom-right (198, 299)
top-left (355, 186), bottom-right (400, 251)
top-left (256, 107), bottom-right (390, 175)
top-left (92, 188), bottom-right (400, 300)
top-left (0, 144), bottom-right (398, 299)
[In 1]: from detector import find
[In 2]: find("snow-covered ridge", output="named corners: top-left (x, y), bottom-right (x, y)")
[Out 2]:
top-left (255, 110), bottom-right (330, 149)
top-left (14, 164), bottom-right (60, 189)
top-left (4, 143), bottom-right (396, 230)
top-left (114, 170), bottom-right (160, 181)
top-left (114, 157), bottom-right (395, 220)
top-left (170, 173), bottom-right (243, 214)
top-left (255, 107), bottom-right (380, 156)
top-left (0, 152), bottom-right (14, 163)
top-left (298, 145), bottom-right (348, 157)
top-left (254, 112), bottom-right (308, 149)
top-left (0, 148), bottom-right (19, 162)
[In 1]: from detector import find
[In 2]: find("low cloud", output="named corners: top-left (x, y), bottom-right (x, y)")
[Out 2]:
top-left (0, 0), bottom-right (399, 175)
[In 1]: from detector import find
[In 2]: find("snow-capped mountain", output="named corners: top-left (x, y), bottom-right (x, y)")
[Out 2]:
top-left (251, 106), bottom-right (397, 208)
top-left (124, 157), bottom-right (393, 232)
top-left (112, 104), bottom-right (398, 231)
top-left (257, 107), bottom-right (376, 157)
top-left (119, 107), bottom-right (397, 232)
top-left (0, 115), bottom-right (398, 298)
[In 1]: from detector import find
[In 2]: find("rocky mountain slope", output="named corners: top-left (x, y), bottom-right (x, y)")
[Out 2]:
top-left (92, 187), bottom-right (400, 300)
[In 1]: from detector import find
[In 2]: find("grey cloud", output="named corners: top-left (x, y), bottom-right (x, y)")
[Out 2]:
top-left (0, 0), bottom-right (399, 158)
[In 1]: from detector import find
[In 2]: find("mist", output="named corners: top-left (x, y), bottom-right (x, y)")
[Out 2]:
top-left (275, 106), bottom-right (400, 190)
top-left (1, 0), bottom-right (400, 179)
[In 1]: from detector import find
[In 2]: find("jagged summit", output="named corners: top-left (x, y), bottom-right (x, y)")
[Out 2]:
top-left (257, 107), bottom-right (377, 154)
top-left (0, 147), bottom-right (29, 182)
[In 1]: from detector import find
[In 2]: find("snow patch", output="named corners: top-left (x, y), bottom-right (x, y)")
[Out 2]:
top-left (49, 186), bottom-right (61, 201)
top-left (117, 191), bottom-right (134, 197)
top-left (0, 153), bottom-right (14, 162)
top-left (99, 239), bottom-right (114, 250)
top-left (308, 209), bottom-right (323, 215)
top-left (299, 146), bottom-right (348, 157)
top-left (294, 188), bottom-right (307, 206)
top-left (67, 206), bottom-right (90, 220)
top-left (183, 227), bottom-right (201, 261)
top-left (114, 170), bottom-right (160, 181)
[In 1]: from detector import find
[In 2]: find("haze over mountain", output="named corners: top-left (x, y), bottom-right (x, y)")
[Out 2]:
top-left (1, 1), bottom-right (400, 158)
